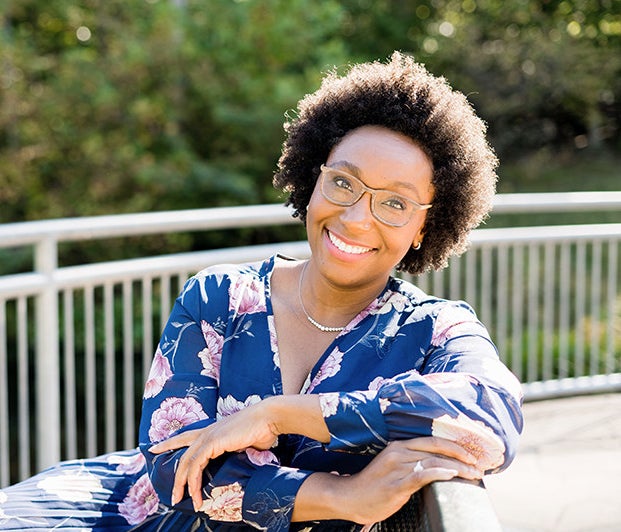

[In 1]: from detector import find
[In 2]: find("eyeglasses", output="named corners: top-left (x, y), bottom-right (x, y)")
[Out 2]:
top-left (319, 164), bottom-right (432, 227)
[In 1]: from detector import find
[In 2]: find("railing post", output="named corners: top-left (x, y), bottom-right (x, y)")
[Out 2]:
top-left (34, 237), bottom-right (60, 471)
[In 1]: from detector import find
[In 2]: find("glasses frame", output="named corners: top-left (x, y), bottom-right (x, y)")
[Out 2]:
top-left (319, 164), bottom-right (432, 227)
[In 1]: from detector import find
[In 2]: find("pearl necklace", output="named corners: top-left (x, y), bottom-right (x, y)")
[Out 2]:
top-left (298, 262), bottom-right (345, 333)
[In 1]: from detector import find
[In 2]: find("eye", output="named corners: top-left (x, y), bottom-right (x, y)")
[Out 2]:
top-left (381, 196), bottom-right (408, 211)
top-left (332, 174), bottom-right (354, 192)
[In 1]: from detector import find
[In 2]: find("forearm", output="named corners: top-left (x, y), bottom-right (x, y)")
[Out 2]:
top-left (265, 394), bottom-right (330, 443)
top-left (291, 472), bottom-right (352, 523)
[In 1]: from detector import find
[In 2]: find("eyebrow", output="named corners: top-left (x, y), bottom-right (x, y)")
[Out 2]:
top-left (327, 160), bottom-right (426, 197)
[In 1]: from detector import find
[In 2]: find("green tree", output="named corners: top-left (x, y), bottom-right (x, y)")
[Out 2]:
top-left (0, 0), bottom-right (348, 225)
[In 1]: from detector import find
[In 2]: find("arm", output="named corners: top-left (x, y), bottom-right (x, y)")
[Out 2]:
top-left (139, 272), bottom-right (314, 531)
top-left (291, 436), bottom-right (483, 524)
top-left (320, 301), bottom-right (523, 472)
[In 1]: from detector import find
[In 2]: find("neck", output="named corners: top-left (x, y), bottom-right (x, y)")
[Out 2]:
top-left (298, 260), bottom-right (388, 328)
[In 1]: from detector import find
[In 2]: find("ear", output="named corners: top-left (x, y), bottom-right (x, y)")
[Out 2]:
top-left (412, 229), bottom-right (425, 250)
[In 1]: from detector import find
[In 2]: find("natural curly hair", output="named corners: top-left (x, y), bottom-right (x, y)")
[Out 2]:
top-left (273, 52), bottom-right (498, 275)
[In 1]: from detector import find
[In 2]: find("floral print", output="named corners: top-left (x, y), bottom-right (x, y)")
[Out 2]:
top-left (319, 393), bottom-right (340, 417)
top-left (148, 396), bottom-right (208, 442)
top-left (199, 320), bottom-right (223, 381)
top-left (229, 274), bottom-right (267, 315)
top-left (432, 413), bottom-right (506, 471)
top-left (36, 471), bottom-right (104, 502)
top-left (307, 347), bottom-right (343, 392)
top-left (107, 451), bottom-right (146, 474)
top-left (143, 347), bottom-right (173, 398)
top-left (216, 394), bottom-right (262, 419)
top-left (199, 483), bottom-right (244, 521)
top-left (118, 473), bottom-right (160, 525)
top-left (0, 255), bottom-right (522, 532)
top-left (246, 448), bottom-right (279, 466)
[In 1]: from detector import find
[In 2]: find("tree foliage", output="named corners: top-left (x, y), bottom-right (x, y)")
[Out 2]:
top-left (1, 0), bottom-right (620, 226)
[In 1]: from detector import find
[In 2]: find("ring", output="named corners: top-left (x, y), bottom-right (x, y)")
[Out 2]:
top-left (413, 461), bottom-right (424, 473)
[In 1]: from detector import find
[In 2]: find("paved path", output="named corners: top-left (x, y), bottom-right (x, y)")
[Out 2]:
top-left (484, 393), bottom-right (621, 532)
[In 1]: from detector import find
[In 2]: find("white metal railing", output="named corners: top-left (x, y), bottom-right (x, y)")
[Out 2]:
top-left (0, 193), bottom-right (620, 488)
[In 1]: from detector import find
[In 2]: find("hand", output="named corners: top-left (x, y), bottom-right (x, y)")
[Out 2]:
top-left (149, 400), bottom-right (278, 510)
top-left (318, 436), bottom-right (484, 524)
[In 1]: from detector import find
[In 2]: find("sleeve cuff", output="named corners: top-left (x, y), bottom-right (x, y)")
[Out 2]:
top-left (242, 464), bottom-right (313, 531)
top-left (319, 391), bottom-right (389, 454)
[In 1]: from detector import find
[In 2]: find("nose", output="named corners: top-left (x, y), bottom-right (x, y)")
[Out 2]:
top-left (339, 191), bottom-right (374, 228)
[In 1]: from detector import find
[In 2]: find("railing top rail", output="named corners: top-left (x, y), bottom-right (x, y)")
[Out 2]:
top-left (491, 190), bottom-right (621, 213)
top-left (0, 203), bottom-right (297, 248)
top-left (1, 191), bottom-right (620, 249)
top-left (471, 223), bottom-right (621, 244)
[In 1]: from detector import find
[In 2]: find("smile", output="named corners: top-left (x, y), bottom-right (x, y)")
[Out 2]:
top-left (327, 230), bottom-right (373, 255)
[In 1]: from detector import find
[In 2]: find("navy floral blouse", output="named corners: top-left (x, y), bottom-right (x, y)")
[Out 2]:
top-left (0, 255), bottom-right (523, 531)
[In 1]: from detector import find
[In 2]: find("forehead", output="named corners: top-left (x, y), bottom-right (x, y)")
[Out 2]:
top-left (326, 125), bottom-right (433, 193)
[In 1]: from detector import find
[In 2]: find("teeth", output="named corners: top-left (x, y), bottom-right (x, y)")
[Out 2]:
top-left (328, 231), bottom-right (372, 254)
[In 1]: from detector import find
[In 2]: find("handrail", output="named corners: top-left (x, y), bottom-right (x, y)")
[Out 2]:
top-left (375, 480), bottom-right (501, 532)
top-left (492, 190), bottom-right (621, 213)
top-left (0, 204), bottom-right (296, 248)
top-left (1, 191), bottom-right (620, 249)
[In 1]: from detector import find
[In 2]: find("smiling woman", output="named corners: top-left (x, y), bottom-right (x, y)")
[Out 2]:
top-left (0, 52), bottom-right (522, 532)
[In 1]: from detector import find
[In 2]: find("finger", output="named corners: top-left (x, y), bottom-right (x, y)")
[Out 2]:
top-left (149, 429), bottom-right (201, 454)
top-left (171, 462), bottom-right (188, 506)
top-left (170, 443), bottom-right (198, 505)
top-left (186, 449), bottom-right (210, 511)
top-left (398, 436), bottom-right (478, 465)
top-left (412, 456), bottom-right (483, 480)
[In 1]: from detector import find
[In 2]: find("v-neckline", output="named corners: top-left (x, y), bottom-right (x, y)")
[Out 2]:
top-left (263, 255), bottom-right (390, 395)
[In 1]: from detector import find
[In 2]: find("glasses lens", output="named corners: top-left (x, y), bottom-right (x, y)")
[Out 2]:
top-left (321, 170), bottom-right (362, 205)
top-left (372, 191), bottom-right (413, 226)
top-left (320, 166), bottom-right (423, 227)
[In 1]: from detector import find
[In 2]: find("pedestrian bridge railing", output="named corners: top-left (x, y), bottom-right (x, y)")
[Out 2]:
top-left (1, 192), bottom-right (620, 487)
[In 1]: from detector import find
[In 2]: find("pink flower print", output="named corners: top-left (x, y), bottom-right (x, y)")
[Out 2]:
top-left (307, 348), bottom-right (343, 392)
top-left (431, 305), bottom-right (477, 347)
top-left (431, 413), bottom-right (505, 471)
top-left (216, 394), bottom-right (261, 420)
top-left (143, 348), bottom-right (173, 399)
top-left (118, 473), bottom-right (159, 525)
top-left (198, 482), bottom-right (244, 522)
top-left (422, 372), bottom-right (474, 391)
top-left (107, 452), bottom-right (146, 474)
top-left (198, 321), bottom-right (223, 382)
top-left (319, 393), bottom-right (340, 417)
top-left (245, 448), bottom-right (278, 466)
top-left (368, 376), bottom-right (391, 391)
top-left (148, 397), bottom-right (208, 443)
top-left (229, 275), bottom-right (267, 315)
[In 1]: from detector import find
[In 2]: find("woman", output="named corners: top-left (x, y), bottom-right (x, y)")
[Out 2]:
top-left (0, 52), bottom-right (522, 531)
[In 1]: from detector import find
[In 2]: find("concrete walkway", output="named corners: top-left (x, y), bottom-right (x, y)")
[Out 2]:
top-left (484, 393), bottom-right (621, 532)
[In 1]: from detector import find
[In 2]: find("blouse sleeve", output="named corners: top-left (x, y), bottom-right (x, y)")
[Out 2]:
top-left (138, 273), bottom-right (312, 531)
top-left (319, 300), bottom-right (524, 473)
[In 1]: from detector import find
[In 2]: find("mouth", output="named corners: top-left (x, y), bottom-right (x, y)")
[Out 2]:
top-left (327, 230), bottom-right (374, 255)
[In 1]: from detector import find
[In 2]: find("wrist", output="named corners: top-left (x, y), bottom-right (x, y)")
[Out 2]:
top-left (292, 472), bottom-right (354, 522)
top-left (266, 394), bottom-right (330, 443)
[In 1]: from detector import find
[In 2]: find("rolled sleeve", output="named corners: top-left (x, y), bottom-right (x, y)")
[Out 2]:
top-left (319, 391), bottom-right (389, 455)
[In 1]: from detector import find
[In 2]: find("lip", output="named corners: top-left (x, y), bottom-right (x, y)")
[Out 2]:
top-left (324, 229), bottom-right (375, 260)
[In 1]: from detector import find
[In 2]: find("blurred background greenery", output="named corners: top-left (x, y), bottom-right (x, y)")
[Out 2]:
top-left (1, 0), bottom-right (620, 267)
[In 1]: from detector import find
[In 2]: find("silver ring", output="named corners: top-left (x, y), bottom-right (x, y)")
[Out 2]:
top-left (413, 461), bottom-right (424, 473)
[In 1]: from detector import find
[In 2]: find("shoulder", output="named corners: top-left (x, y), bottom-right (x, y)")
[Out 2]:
top-left (387, 277), bottom-right (480, 325)
top-left (176, 256), bottom-right (273, 313)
